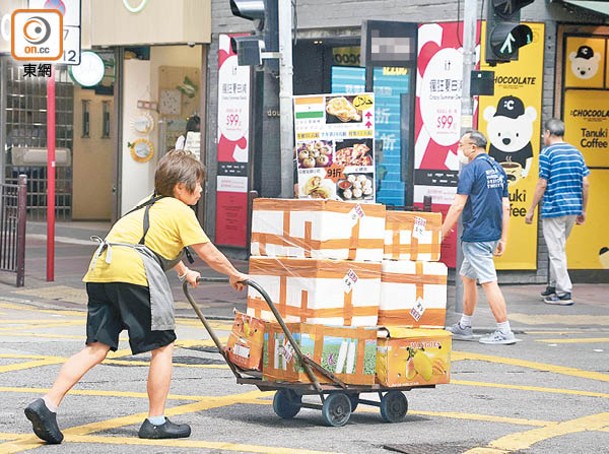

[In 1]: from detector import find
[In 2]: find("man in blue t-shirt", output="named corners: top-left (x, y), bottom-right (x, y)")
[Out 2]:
top-left (442, 130), bottom-right (518, 345)
top-left (525, 118), bottom-right (590, 306)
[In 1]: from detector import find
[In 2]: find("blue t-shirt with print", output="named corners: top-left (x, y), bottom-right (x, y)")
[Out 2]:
top-left (539, 142), bottom-right (589, 218)
top-left (457, 154), bottom-right (508, 242)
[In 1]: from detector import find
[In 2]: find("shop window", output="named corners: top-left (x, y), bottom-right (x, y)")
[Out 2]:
top-left (81, 100), bottom-right (90, 138)
top-left (102, 101), bottom-right (111, 138)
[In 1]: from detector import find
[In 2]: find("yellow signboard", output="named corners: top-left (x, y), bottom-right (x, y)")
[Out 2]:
top-left (564, 89), bottom-right (609, 168)
top-left (562, 35), bottom-right (609, 270)
top-left (478, 22), bottom-right (545, 270)
top-left (566, 169), bottom-right (609, 269)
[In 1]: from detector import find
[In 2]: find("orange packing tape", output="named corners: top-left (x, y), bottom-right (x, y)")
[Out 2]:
top-left (381, 271), bottom-right (446, 286)
top-left (377, 308), bottom-right (446, 327)
top-left (250, 232), bottom-right (384, 252)
top-left (253, 198), bottom-right (386, 216)
top-left (249, 257), bottom-right (381, 279)
top-left (247, 295), bottom-right (378, 322)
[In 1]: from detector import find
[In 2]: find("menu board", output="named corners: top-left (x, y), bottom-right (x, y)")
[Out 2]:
top-left (293, 93), bottom-right (376, 203)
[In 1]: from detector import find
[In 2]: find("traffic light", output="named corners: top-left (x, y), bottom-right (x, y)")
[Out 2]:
top-left (485, 0), bottom-right (535, 65)
top-left (229, 0), bottom-right (278, 68)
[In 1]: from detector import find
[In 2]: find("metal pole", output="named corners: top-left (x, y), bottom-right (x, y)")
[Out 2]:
top-left (16, 174), bottom-right (27, 287)
top-left (46, 65), bottom-right (56, 282)
top-left (455, 0), bottom-right (478, 313)
top-left (278, 0), bottom-right (294, 198)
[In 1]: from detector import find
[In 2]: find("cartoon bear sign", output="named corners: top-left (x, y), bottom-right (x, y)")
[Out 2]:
top-left (570, 45), bottom-right (601, 80)
top-left (484, 95), bottom-right (537, 185)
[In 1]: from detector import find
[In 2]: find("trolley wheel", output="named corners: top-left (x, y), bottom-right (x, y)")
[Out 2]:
top-left (321, 393), bottom-right (352, 427)
top-left (273, 389), bottom-right (302, 419)
top-left (348, 393), bottom-right (359, 412)
top-left (380, 391), bottom-right (408, 423)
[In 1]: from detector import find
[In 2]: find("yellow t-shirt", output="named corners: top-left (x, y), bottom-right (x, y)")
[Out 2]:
top-left (83, 197), bottom-right (209, 286)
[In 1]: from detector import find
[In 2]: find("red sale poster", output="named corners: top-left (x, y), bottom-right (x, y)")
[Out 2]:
top-left (215, 34), bottom-right (251, 247)
top-left (414, 22), bottom-right (481, 268)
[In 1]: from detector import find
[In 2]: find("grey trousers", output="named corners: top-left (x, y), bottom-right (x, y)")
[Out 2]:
top-left (542, 215), bottom-right (577, 294)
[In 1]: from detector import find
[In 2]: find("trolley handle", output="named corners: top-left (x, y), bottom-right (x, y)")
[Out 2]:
top-left (183, 277), bottom-right (339, 392)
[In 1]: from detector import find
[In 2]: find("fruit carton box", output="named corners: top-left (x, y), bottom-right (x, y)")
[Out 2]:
top-left (379, 260), bottom-right (448, 328)
top-left (250, 198), bottom-right (386, 262)
top-left (262, 322), bottom-right (377, 385)
top-left (247, 256), bottom-right (381, 327)
top-left (384, 211), bottom-right (442, 262)
top-left (376, 327), bottom-right (451, 387)
top-left (225, 312), bottom-right (267, 371)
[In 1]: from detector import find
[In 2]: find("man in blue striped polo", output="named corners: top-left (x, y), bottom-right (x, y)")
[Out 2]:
top-left (525, 118), bottom-right (590, 305)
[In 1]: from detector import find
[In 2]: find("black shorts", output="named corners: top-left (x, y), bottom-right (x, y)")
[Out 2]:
top-left (85, 282), bottom-right (176, 355)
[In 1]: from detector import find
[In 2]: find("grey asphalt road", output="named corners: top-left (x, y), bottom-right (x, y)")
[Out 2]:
top-left (1, 290), bottom-right (608, 454)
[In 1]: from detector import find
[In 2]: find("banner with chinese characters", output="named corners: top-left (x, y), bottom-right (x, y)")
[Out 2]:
top-left (415, 22), bottom-right (480, 268)
top-left (293, 93), bottom-right (376, 203)
top-left (478, 22), bottom-right (544, 270)
top-left (215, 33), bottom-right (251, 248)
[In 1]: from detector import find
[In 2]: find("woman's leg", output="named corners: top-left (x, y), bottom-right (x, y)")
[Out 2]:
top-left (44, 342), bottom-right (111, 408)
top-left (147, 342), bottom-right (174, 417)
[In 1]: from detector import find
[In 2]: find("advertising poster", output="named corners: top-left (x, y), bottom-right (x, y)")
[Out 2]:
top-left (415, 22), bottom-right (480, 267)
top-left (562, 35), bottom-right (609, 270)
top-left (478, 22), bottom-right (544, 270)
top-left (215, 34), bottom-right (250, 247)
top-left (331, 66), bottom-right (410, 206)
top-left (293, 93), bottom-right (376, 203)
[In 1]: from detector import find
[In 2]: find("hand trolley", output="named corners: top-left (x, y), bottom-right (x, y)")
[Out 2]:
top-left (183, 278), bottom-right (435, 427)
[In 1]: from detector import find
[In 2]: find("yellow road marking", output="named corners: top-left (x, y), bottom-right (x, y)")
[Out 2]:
top-left (509, 313), bottom-right (609, 326)
top-left (465, 412), bottom-right (609, 453)
top-left (453, 379), bottom-right (609, 399)
top-left (452, 351), bottom-right (609, 382)
top-left (537, 337), bottom-right (609, 344)
top-left (0, 386), bottom-right (228, 401)
top-left (0, 358), bottom-right (65, 374)
top-left (0, 432), bottom-right (338, 454)
top-left (63, 390), bottom-right (271, 436)
top-left (0, 302), bottom-right (85, 317)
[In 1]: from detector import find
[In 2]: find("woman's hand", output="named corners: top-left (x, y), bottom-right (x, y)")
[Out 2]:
top-left (230, 273), bottom-right (249, 291)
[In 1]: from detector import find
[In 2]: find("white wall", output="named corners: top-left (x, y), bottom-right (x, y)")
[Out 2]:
top-left (121, 59), bottom-right (155, 215)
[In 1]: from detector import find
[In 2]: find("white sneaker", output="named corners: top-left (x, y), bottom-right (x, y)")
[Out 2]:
top-left (479, 330), bottom-right (520, 345)
top-left (446, 323), bottom-right (475, 340)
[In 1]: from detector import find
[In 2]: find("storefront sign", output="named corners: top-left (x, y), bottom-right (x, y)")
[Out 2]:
top-left (563, 34), bottom-right (609, 269)
top-left (215, 33), bottom-right (250, 248)
top-left (478, 22), bottom-right (544, 270)
top-left (293, 93), bottom-right (376, 202)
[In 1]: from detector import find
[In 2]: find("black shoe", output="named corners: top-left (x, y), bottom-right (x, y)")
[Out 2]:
top-left (138, 418), bottom-right (191, 439)
top-left (24, 398), bottom-right (64, 444)
top-left (540, 286), bottom-right (556, 298)
top-left (544, 292), bottom-right (574, 306)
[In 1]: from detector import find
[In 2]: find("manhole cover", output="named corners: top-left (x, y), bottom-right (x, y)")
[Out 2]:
top-left (383, 443), bottom-right (476, 454)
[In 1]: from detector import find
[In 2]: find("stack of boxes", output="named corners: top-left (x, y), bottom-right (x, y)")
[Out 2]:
top-left (227, 198), bottom-right (451, 388)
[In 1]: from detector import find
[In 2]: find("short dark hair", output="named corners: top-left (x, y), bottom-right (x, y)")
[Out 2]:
top-left (154, 149), bottom-right (205, 197)
top-left (465, 129), bottom-right (488, 150)
top-left (185, 115), bottom-right (201, 133)
top-left (545, 118), bottom-right (565, 137)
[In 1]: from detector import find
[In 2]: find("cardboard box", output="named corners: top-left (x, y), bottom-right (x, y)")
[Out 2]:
top-left (251, 198), bottom-right (386, 262)
top-left (263, 322), bottom-right (377, 385)
top-left (226, 312), bottom-right (266, 371)
top-left (376, 328), bottom-right (451, 387)
top-left (247, 256), bottom-right (381, 327)
top-left (384, 211), bottom-right (442, 261)
top-left (379, 260), bottom-right (448, 328)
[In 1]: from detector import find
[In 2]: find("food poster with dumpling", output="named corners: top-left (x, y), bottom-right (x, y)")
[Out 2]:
top-left (293, 93), bottom-right (376, 202)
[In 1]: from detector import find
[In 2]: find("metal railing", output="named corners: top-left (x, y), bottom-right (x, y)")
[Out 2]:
top-left (0, 174), bottom-right (27, 287)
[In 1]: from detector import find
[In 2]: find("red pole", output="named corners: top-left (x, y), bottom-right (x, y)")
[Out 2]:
top-left (46, 65), bottom-right (56, 281)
